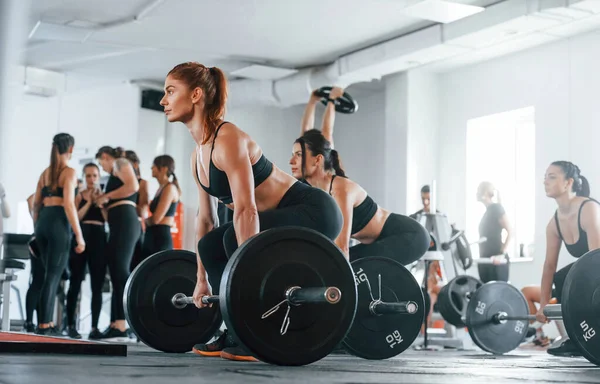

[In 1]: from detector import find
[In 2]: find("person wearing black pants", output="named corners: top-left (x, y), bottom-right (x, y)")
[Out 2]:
top-left (475, 182), bottom-right (513, 283)
top-left (95, 146), bottom-right (140, 340)
top-left (65, 163), bottom-right (107, 339)
top-left (289, 129), bottom-right (429, 264)
top-left (158, 62), bottom-right (343, 362)
top-left (32, 133), bottom-right (85, 336)
top-left (126, 150), bottom-right (149, 272)
top-left (137, 155), bottom-right (181, 267)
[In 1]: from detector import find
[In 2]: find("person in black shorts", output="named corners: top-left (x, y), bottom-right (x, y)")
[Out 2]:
top-left (476, 181), bottom-right (513, 283)
top-left (95, 146), bottom-right (140, 340)
top-left (32, 133), bottom-right (85, 336)
top-left (137, 155), bottom-right (180, 266)
top-left (65, 163), bottom-right (107, 340)
top-left (158, 62), bottom-right (343, 362)
top-left (524, 161), bottom-right (600, 357)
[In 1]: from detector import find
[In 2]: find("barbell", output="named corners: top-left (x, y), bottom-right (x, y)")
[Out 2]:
top-left (439, 248), bottom-right (600, 366)
top-left (124, 226), bottom-right (426, 365)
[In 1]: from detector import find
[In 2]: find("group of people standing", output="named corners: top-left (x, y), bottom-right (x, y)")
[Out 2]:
top-left (24, 140), bottom-right (180, 340)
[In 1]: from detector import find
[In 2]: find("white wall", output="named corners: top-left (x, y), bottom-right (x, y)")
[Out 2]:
top-left (438, 31), bottom-right (600, 289)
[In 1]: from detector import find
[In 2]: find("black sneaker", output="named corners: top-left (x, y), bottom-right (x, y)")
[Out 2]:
top-left (99, 327), bottom-right (129, 341)
top-left (22, 322), bottom-right (35, 333)
top-left (35, 326), bottom-right (63, 337)
top-left (547, 338), bottom-right (582, 357)
top-left (526, 327), bottom-right (536, 338)
top-left (88, 328), bottom-right (103, 340)
top-left (67, 326), bottom-right (82, 339)
top-left (192, 330), bottom-right (235, 357)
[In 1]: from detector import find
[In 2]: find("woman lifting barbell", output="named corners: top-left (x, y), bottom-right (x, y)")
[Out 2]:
top-left (291, 90), bottom-right (430, 263)
top-left (158, 62), bottom-right (343, 362)
top-left (522, 161), bottom-right (600, 357)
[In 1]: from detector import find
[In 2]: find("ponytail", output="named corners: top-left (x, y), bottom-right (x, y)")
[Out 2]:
top-left (48, 133), bottom-right (75, 192)
top-left (205, 67), bottom-right (228, 143)
top-left (48, 144), bottom-right (61, 192)
top-left (578, 175), bottom-right (590, 197)
top-left (330, 150), bottom-right (346, 178)
top-left (171, 172), bottom-right (182, 196)
top-left (96, 145), bottom-right (126, 160)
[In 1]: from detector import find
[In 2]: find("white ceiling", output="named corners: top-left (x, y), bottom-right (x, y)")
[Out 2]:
top-left (23, 0), bottom-right (497, 82)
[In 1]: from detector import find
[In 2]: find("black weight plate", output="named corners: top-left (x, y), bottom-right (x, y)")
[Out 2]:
top-left (343, 257), bottom-right (424, 359)
top-left (465, 281), bottom-right (529, 354)
top-left (562, 249), bottom-right (600, 366)
top-left (124, 250), bottom-right (222, 353)
top-left (437, 275), bottom-right (482, 327)
top-left (220, 227), bottom-right (357, 366)
top-left (315, 86), bottom-right (359, 114)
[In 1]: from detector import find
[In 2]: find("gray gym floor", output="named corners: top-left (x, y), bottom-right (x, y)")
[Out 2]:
top-left (1, 343), bottom-right (598, 384)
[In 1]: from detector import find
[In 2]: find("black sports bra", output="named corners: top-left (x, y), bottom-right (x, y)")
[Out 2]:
top-left (554, 198), bottom-right (600, 258)
top-left (149, 185), bottom-right (178, 217)
top-left (41, 168), bottom-right (78, 198)
top-left (196, 122), bottom-right (273, 204)
top-left (79, 198), bottom-right (104, 223)
top-left (104, 174), bottom-right (138, 204)
top-left (329, 175), bottom-right (377, 235)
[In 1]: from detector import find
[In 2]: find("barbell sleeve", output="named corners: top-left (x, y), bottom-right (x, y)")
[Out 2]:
top-left (286, 286), bottom-right (341, 305)
top-left (543, 304), bottom-right (562, 320)
top-left (370, 300), bottom-right (419, 315)
top-left (171, 293), bottom-right (219, 309)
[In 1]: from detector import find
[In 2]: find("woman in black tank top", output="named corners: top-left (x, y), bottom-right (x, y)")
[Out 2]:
top-left (137, 155), bottom-right (181, 268)
top-left (65, 163), bottom-right (108, 339)
top-left (160, 62), bottom-right (343, 361)
top-left (95, 146), bottom-right (140, 340)
top-left (522, 161), bottom-right (600, 355)
top-left (291, 128), bottom-right (429, 265)
top-left (32, 133), bottom-right (85, 336)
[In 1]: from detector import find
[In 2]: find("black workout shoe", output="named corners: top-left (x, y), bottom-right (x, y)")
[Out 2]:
top-left (192, 330), bottom-right (235, 357)
top-left (35, 326), bottom-right (63, 337)
top-left (526, 327), bottom-right (536, 338)
top-left (88, 328), bottom-right (103, 340)
top-left (547, 338), bottom-right (581, 357)
top-left (220, 346), bottom-right (259, 362)
top-left (67, 326), bottom-right (82, 339)
top-left (99, 327), bottom-right (129, 340)
top-left (22, 322), bottom-right (35, 333)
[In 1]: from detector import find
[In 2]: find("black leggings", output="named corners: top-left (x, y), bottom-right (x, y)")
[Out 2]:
top-left (129, 224), bottom-right (145, 272)
top-left (66, 224), bottom-right (107, 329)
top-left (552, 262), bottom-right (574, 303)
top-left (348, 213), bottom-right (430, 265)
top-left (477, 262), bottom-right (509, 283)
top-left (106, 204), bottom-right (141, 322)
top-left (25, 248), bottom-right (44, 324)
top-left (198, 182), bottom-right (343, 294)
top-left (34, 207), bottom-right (72, 324)
top-left (138, 225), bottom-right (173, 265)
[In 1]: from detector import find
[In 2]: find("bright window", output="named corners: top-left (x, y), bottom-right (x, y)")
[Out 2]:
top-left (466, 106), bottom-right (535, 259)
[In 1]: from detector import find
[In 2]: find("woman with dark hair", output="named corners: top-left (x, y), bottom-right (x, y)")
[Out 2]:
top-left (521, 161), bottom-right (599, 357)
top-left (65, 163), bottom-right (107, 340)
top-left (32, 133), bottom-right (85, 336)
top-left (135, 155), bottom-right (180, 267)
top-left (290, 129), bottom-right (429, 263)
top-left (475, 181), bottom-right (513, 283)
top-left (125, 150), bottom-right (149, 272)
top-left (94, 146), bottom-right (140, 340)
top-left (158, 62), bottom-right (343, 361)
